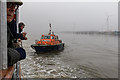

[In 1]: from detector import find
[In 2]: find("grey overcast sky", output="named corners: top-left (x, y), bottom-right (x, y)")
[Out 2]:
top-left (20, 2), bottom-right (118, 34)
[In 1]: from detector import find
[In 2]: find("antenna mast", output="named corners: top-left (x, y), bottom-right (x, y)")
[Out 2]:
top-left (49, 23), bottom-right (52, 34)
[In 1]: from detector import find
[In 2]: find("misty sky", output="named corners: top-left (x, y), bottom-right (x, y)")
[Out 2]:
top-left (20, 2), bottom-right (118, 34)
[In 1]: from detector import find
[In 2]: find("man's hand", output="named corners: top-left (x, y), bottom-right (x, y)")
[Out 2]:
top-left (22, 32), bottom-right (27, 40)
top-left (18, 38), bottom-right (22, 42)
top-left (22, 32), bottom-right (27, 37)
top-left (24, 37), bottom-right (27, 40)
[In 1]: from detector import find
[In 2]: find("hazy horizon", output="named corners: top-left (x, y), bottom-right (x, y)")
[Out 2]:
top-left (20, 2), bottom-right (118, 34)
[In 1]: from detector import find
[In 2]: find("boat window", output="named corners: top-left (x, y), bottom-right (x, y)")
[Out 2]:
top-left (51, 36), bottom-right (54, 39)
top-left (41, 36), bottom-right (50, 39)
top-left (41, 37), bottom-right (44, 39)
top-left (44, 36), bottom-right (50, 39)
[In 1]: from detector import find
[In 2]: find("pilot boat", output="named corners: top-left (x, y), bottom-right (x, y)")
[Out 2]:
top-left (31, 24), bottom-right (64, 53)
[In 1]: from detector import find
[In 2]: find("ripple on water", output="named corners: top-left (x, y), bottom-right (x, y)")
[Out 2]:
top-left (21, 48), bottom-right (93, 78)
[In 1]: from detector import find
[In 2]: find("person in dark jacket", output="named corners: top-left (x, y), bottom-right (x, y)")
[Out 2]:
top-left (7, 0), bottom-right (26, 67)
top-left (18, 22), bottom-right (27, 40)
top-left (8, 19), bottom-right (26, 42)
top-left (19, 22), bottom-right (25, 33)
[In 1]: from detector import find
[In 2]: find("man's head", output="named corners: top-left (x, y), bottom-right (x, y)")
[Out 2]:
top-left (19, 22), bottom-right (25, 30)
top-left (7, 0), bottom-right (23, 23)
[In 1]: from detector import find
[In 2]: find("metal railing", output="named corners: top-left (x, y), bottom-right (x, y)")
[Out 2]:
top-left (0, 1), bottom-right (23, 79)
top-left (0, 0), bottom-right (7, 70)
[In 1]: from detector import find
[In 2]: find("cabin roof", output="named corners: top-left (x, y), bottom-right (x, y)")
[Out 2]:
top-left (42, 34), bottom-right (58, 37)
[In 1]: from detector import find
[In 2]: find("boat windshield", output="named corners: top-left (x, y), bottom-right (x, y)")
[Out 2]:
top-left (50, 36), bottom-right (54, 39)
top-left (41, 36), bottom-right (50, 39)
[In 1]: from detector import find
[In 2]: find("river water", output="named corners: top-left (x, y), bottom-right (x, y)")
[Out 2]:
top-left (21, 32), bottom-right (118, 78)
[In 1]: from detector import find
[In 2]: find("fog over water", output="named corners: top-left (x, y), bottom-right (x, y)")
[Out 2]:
top-left (19, 2), bottom-right (118, 78)
top-left (20, 2), bottom-right (118, 34)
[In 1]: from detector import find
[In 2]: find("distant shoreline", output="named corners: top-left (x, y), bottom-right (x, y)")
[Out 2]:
top-left (60, 31), bottom-right (120, 36)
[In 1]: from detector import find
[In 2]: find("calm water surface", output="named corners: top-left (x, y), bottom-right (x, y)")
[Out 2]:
top-left (21, 32), bottom-right (118, 78)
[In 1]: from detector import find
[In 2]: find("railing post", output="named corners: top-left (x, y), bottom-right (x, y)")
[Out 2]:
top-left (0, 0), bottom-right (7, 70)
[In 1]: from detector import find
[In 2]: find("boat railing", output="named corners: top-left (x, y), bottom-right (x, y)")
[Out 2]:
top-left (0, 1), bottom-right (8, 79)
top-left (13, 62), bottom-right (22, 79)
top-left (0, 62), bottom-right (22, 79)
top-left (0, 1), bottom-right (23, 79)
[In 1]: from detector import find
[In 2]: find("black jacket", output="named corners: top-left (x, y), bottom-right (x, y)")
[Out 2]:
top-left (7, 20), bottom-right (25, 41)
top-left (7, 24), bottom-right (20, 67)
top-left (7, 20), bottom-right (26, 67)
